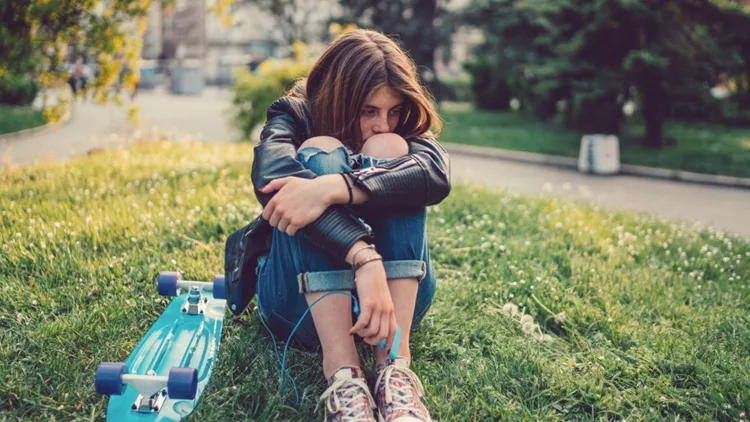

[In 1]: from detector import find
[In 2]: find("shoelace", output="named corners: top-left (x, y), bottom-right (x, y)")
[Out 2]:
top-left (375, 365), bottom-right (426, 416)
top-left (318, 377), bottom-right (375, 422)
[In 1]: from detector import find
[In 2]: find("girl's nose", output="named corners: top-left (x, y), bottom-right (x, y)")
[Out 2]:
top-left (372, 116), bottom-right (388, 133)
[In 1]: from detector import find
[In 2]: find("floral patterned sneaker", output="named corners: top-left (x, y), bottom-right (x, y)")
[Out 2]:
top-left (372, 357), bottom-right (432, 422)
top-left (318, 366), bottom-right (377, 422)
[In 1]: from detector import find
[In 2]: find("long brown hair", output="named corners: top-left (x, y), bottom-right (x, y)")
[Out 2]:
top-left (288, 29), bottom-right (442, 151)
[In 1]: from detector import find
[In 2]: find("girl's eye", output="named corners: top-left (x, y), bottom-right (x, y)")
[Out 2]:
top-left (362, 109), bottom-right (377, 117)
top-left (390, 109), bottom-right (402, 116)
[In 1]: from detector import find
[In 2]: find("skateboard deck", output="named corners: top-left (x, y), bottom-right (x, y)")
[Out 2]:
top-left (96, 273), bottom-right (227, 421)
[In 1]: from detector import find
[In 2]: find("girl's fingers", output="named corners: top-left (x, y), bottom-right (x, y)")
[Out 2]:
top-left (269, 210), bottom-right (283, 228)
top-left (262, 201), bottom-right (275, 221)
top-left (367, 312), bottom-right (390, 347)
top-left (350, 307), bottom-right (371, 335)
top-left (261, 177), bottom-right (289, 193)
top-left (360, 311), bottom-right (381, 340)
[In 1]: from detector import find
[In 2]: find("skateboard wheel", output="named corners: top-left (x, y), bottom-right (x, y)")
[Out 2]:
top-left (167, 367), bottom-right (198, 400)
top-left (95, 362), bottom-right (129, 396)
top-left (158, 271), bottom-right (181, 297)
top-left (212, 275), bottom-right (227, 300)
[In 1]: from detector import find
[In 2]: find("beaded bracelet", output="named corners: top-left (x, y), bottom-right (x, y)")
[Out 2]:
top-left (353, 254), bottom-right (383, 272)
top-left (350, 244), bottom-right (376, 266)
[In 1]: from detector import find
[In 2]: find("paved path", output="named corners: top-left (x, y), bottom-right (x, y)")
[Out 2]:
top-left (0, 87), bottom-right (239, 167)
top-left (3, 88), bottom-right (748, 237)
top-left (1, 100), bottom-right (133, 167)
top-left (449, 153), bottom-right (749, 237)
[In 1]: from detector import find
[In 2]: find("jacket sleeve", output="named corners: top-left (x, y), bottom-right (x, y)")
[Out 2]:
top-left (251, 98), bottom-right (374, 260)
top-left (347, 135), bottom-right (451, 209)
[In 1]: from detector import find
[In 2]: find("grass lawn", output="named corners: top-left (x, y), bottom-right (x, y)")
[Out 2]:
top-left (0, 105), bottom-right (46, 135)
top-left (439, 102), bottom-right (750, 178)
top-left (1, 140), bottom-right (748, 421)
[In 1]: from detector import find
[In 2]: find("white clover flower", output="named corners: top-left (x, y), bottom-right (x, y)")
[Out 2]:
top-left (555, 312), bottom-right (566, 324)
top-left (520, 314), bottom-right (534, 325)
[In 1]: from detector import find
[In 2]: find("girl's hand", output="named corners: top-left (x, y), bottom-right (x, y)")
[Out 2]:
top-left (260, 175), bottom-right (341, 235)
top-left (349, 259), bottom-right (398, 349)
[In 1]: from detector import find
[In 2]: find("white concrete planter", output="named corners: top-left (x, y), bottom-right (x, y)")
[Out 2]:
top-left (578, 134), bottom-right (620, 175)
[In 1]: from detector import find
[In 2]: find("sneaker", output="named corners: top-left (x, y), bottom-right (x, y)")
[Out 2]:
top-left (318, 366), bottom-right (377, 422)
top-left (372, 357), bottom-right (432, 422)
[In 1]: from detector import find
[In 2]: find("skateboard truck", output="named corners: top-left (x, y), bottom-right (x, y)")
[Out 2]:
top-left (96, 363), bottom-right (198, 413)
top-left (158, 272), bottom-right (227, 316)
top-left (182, 288), bottom-right (208, 315)
top-left (132, 388), bottom-right (167, 413)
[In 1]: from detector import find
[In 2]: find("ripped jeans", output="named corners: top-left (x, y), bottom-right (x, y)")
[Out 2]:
top-left (255, 146), bottom-right (436, 350)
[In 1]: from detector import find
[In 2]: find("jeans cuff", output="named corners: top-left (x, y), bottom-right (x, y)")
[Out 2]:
top-left (297, 260), bottom-right (427, 294)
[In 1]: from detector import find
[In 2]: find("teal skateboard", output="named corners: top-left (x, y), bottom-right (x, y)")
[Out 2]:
top-left (95, 272), bottom-right (227, 421)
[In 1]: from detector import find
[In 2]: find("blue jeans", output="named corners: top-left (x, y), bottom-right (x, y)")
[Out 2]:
top-left (255, 146), bottom-right (436, 350)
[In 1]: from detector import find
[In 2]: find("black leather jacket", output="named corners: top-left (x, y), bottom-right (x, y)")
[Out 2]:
top-left (223, 96), bottom-right (451, 315)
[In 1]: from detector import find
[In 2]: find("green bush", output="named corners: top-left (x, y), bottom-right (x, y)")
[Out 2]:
top-left (0, 73), bottom-right (39, 106)
top-left (232, 53), bottom-right (313, 140)
top-left (717, 98), bottom-right (750, 125)
top-left (464, 58), bottom-right (512, 110)
top-left (438, 76), bottom-right (473, 102)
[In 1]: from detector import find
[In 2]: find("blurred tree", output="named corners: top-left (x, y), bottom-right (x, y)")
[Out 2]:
top-left (462, 0), bottom-right (750, 148)
top-left (0, 0), bottom-right (235, 110)
top-left (0, 0), bottom-right (154, 108)
top-left (335, 0), bottom-right (459, 101)
top-left (242, 0), bottom-right (337, 45)
top-left (462, 0), bottom-right (549, 112)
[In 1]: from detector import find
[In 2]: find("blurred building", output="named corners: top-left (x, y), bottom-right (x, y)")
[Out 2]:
top-left (435, 0), bottom-right (482, 79)
top-left (141, 0), bottom-right (480, 85)
top-left (162, 0), bottom-right (207, 61)
top-left (142, 2), bottom-right (164, 60)
top-left (203, 2), bottom-right (281, 85)
top-left (142, 0), bottom-right (337, 86)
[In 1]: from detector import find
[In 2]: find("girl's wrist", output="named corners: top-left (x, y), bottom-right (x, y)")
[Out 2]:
top-left (319, 174), bottom-right (350, 205)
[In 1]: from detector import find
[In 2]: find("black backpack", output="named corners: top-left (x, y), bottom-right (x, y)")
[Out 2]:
top-left (223, 216), bottom-right (273, 316)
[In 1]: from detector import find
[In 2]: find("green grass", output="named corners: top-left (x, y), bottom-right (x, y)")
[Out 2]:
top-left (439, 102), bottom-right (750, 178)
top-left (0, 105), bottom-right (46, 135)
top-left (1, 140), bottom-right (749, 421)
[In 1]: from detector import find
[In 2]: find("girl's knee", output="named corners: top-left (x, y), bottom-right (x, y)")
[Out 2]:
top-left (298, 136), bottom-right (345, 152)
top-left (297, 137), bottom-right (351, 176)
top-left (361, 133), bottom-right (408, 159)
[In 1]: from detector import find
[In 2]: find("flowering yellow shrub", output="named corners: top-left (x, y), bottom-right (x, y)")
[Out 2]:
top-left (231, 46), bottom-right (314, 140)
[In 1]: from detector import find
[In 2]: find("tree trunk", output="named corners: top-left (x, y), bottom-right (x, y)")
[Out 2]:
top-left (641, 78), bottom-right (667, 149)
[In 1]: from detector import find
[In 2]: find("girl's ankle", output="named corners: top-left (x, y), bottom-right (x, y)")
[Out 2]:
top-left (323, 357), bottom-right (361, 380)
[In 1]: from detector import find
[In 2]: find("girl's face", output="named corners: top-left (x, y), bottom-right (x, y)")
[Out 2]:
top-left (359, 85), bottom-right (404, 142)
